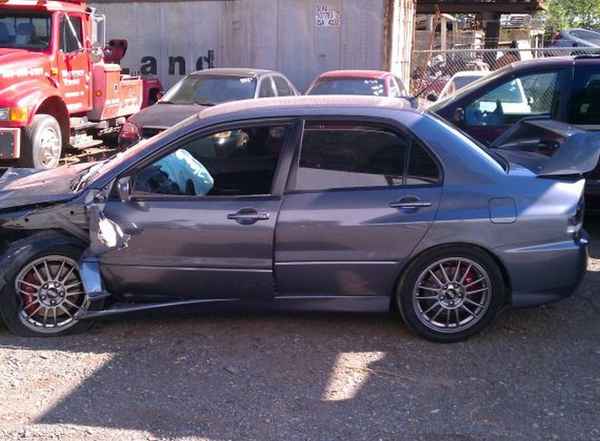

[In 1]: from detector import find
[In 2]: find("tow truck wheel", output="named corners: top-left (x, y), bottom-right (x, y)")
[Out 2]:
top-left (0, 232), bottom-right (97, 337)
top-left (20, 114), bottom-right (63, 169)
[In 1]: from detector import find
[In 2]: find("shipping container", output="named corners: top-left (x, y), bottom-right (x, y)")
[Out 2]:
top-left (90, 0), bottom-right (415, 92)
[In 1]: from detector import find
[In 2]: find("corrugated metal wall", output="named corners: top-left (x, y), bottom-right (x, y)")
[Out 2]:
top-left (90, 0), bottom-right (397, 91)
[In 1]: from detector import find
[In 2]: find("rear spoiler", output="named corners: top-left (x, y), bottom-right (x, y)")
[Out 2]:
top-left (491, 118), bottom-right (600, 177)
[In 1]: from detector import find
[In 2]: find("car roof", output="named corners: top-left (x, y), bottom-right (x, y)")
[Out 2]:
top-left (197, 95), bottom-right (415, 123)
top-left (187, 68), bottom-right (280, 78)
top-left (318, 70), bottom-right (391, 80)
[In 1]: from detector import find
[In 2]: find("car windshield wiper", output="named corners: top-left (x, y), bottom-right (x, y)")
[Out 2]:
top-left (194, 100), bottom-right (217, 107)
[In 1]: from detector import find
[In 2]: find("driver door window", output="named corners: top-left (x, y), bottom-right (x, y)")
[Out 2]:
top-left (60, 15), bottom-right (82, 53)
top-left (133, 125), bottom-right (289, 197)
top-left (465, 71), bottom-right (560, 127)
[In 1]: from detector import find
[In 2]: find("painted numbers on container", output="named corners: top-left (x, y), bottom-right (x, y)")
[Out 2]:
top-left (316, 4), bottom-right (341, 27)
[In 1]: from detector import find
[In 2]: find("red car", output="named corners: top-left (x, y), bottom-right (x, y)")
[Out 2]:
top-left (306, 70), bottom-right (407, 97)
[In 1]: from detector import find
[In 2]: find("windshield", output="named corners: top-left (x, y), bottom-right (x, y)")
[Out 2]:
top-left (160, 75), bottom-right (257, 105)
top-left (0, 13), bottom-right (51, 51)
top-left (308, 78), bottom-right (386, 96)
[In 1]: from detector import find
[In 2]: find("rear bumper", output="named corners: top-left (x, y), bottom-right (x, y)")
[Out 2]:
top-left (0, 128), bottom-right (21, 160)
top-left (499, 233), bottom-right (589, 308)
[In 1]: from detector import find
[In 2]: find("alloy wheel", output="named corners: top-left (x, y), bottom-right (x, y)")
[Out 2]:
top-left (15, 256), bottom-right (89, 334)
top-left (412, 257), bottom-right (492, 334)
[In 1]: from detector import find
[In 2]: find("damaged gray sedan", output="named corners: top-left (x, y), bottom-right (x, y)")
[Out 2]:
top-left (0, 96), bottom-right (593, 342)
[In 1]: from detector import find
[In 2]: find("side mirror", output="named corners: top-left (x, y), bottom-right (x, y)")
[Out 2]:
top-left (116, 176), bottom-right (132, 202)
top-left (453, 107), bottom-right (465, 125)
top-left (426, 92), bottom-right (438, 102)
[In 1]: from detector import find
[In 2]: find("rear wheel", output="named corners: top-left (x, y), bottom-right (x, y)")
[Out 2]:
top-left (19, 114), bottom-right (62, 169)
top-left (0, 234), bottom-right (95, 337)
top-left (396, 246), bottom-right (506, 343)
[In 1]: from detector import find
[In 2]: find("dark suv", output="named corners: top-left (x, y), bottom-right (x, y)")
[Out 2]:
top-left (431, 56), bottom-right (600, 143)
top-left (430, 55), bottom-right (600, 209)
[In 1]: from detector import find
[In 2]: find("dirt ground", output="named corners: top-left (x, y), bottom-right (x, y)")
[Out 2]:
top-left (1, 222), bottom-right (599, 441)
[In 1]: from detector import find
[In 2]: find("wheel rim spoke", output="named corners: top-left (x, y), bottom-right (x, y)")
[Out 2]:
top-left (462, 303), bottom-right (476, 317)
top-left (27, 304), bottom-right (42, 318)
top-left (431, 306), bottom-right (444, 322)
top-left (44, 260), bottom-right (52, 281)
top-left (464, 277), bottom-right (485, 289)
top-left (18, 280), bottom-right (41, 290)
top-left (464, 298), bottom-right (485, 308)
top-left (428, 270), bottom-right (444, 287)
top-left (32, 265), bottom-right (46, 285)
top-left (459, 264), bottom-right (472, 284)
top-left (61, 267), bottom-right (76, 283)
top-left (466, 287), bottom-right (488, 295)
top-left (438, 263), bottom-right (451, 284)
top-left (55, 260), bottom-right (65, 281)
top-left (453, 261), bottom-right (461, 282)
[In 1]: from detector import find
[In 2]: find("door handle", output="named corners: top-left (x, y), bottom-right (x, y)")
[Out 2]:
top-left (227, 208), bottom-right (271, 225)
top-left (389, 197), bottom-right (432, 209)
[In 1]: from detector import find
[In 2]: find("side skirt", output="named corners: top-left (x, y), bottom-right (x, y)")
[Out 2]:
top-left (76, 298), bottom-right (240, 320)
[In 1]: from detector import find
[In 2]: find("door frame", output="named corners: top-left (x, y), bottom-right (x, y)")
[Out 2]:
top-left (284, 115), bottom-right (445, 193)
top-left (55, 11), bottom-right (92, 113)
top-left (115, 117), bottom-right (303, 201)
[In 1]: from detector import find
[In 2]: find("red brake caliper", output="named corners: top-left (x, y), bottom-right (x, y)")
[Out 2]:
top-left (21, 272), bottom-right (40, 315)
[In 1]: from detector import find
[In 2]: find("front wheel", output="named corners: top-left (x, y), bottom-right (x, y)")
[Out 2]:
top-left (0, 233), bottom-right (94, 337)
top-left (19, 114), bottom-right (63, 169)
top-left (396, 246), bottom-right (506, 343)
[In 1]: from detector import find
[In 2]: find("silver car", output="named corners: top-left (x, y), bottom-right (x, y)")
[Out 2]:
top-left (0, 96), bottom-right (592, 342)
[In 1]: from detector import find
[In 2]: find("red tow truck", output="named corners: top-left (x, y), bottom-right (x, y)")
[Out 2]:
top-left (0, 0), bottom-right (161, 169)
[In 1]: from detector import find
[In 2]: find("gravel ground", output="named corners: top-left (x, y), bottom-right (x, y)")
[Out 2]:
top-left (1, 223), bottom-right (600, 441)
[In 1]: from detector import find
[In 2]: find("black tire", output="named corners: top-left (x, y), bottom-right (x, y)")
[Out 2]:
top-left (19, 114), bottom-right (63, 169)
top-left (396, 245), bottom-right (506, 343)
top-left (0, 231), bottom-right (96, 337)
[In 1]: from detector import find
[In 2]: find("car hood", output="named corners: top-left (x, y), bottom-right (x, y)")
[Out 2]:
top-left (129, 103), bottom-right (207, 129)
top-left (0, 165), bottom-right (90, 209)
top-left (491, 119), bottom-right (600, 176)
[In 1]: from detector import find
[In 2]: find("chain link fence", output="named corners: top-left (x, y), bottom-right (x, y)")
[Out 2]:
top-left (410, 47), bottom-right (600, 99)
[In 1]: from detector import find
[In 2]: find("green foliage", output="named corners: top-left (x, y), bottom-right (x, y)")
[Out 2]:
top-left (545, 0), bottom-right (600, 30)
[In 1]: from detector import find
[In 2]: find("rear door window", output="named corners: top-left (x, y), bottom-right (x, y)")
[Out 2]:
top-left (292, 121), bottom-right (440, 191)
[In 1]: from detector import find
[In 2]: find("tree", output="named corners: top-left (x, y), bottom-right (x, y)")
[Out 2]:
top-left (545, 0), bottom-right (600, 30)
